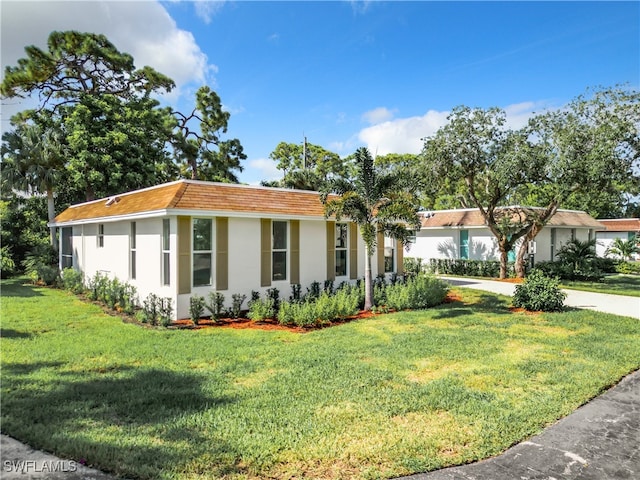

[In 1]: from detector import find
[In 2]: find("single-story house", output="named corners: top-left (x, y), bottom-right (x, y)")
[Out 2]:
top-left (50, 180), bottom-right (404, 320)
top-left (405, 207), bottom-right (604, 263)
top-left (595, 218), bottom-right (640, 260)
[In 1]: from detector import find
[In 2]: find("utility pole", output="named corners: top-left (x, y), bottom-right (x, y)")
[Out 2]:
top-left (302, 135), bottom-right (308, 169)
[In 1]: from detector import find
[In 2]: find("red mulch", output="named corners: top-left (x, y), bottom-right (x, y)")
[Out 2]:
top-left (170, 310), bottom-right (381, 333)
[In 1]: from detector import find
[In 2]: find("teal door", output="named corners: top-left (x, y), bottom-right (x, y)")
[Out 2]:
top-left (460, 230), bottom-right (469, 259)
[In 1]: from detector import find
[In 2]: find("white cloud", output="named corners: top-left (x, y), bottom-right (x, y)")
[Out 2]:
top-left (361, 107), bottom-right (395, 125)
top-left (0, 0), bottom-right (214, 115)
top-left (193, 0), bottom-right (226, 24)
top-left (246, 158), bottom-right (281, 184)
top-left (356, 102), bottom-right (549, 156)
top-left (358, 110), bottom-right (450, 155)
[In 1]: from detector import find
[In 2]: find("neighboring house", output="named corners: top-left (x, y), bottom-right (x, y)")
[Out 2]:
top-left (50, 180), bottom-right (404, 320)
top-left (595, 218), bottom-right (640, 260)
top-left (406, 207), bottom-right (603, 264)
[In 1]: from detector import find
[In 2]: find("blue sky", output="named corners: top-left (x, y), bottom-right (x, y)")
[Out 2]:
top-left (2, 1), bottom-right (638, 185)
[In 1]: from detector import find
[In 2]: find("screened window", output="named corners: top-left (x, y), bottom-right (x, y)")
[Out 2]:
top-left (61, 227), bottom-right (73, 269)
top-left (97, 224), bottom-right (104, 248)
top-left (193, 218), bottom-right (212, 286)
top-left (130, 222), bottom-right (137, 280)
top-left (384, 237), bottom-right (395, 273)
top-left (336, 223), bottom-right (348, 277)
top-left (272, 221), bottom-right (287, 281)
top-left (162, 219), bottom-right (170, 286)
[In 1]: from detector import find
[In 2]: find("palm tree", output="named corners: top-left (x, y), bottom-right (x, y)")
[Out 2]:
top-left (606, 237), bottom-right (640, 261)
top-left (556, 238), bottom-right (597, 272)
top-left (1, 122), bottom-right (66, 248)
top-left (321, 147), bottom-right (421, 310)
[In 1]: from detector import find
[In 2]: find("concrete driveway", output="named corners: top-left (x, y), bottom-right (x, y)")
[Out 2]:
top-left (439, 276), bottom-right (640, 319)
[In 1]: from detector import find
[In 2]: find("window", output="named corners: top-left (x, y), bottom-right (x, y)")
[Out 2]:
top-left (97, 224), bottom-right (104, 248)
top-left (571, 228), bottom-right (576, 241)
top-left (384, 237), bottom-right (395, 273)
top-left (130, 222), bottom-right (136, 280)
top-left (335, 223), bottom-right (348, 277)
top-left (272, 221), bottom-right (287, 281)
top-left (459, 229), bottom-right (469, 259)
top-left (193, 218), bottom-right (212, 286)
top-left (550, 228), bottom-right (557, 260)
top-left (162, 219), bottom-right (170, 286)
top-left (61, 227), bottom-right (73, 269)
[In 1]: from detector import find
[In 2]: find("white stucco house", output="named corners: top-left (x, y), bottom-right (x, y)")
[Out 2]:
top-left (595, 218), bottom-right (640, 260)
top-left (50, 180), bottom-right (405, 320)
top-left (405, 207), bottom-right (604, 264)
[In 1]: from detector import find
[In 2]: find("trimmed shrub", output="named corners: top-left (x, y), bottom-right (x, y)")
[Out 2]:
top-left (189, 295), bottom-right (206, 325)
top-left (403, 257), bottom-right (424, 278)
top-left (229, 294), bottom-right (246, 318)
top-left (1, 246), bottom-right (16, 278)
top-left (61, 268), bottom-right (84, 294)
top-left (429, 258), bottom-right (514, 278)
top-left (615, 261), bottom-right (640, 275)
top-left (205, 292), bottom-right (225, 321)
top-left (513, 270), bottom-right (566, 312)
top-left (248, 298), bottom-right (276, 321)
top-left (385, 275), bottom-right (449, 310)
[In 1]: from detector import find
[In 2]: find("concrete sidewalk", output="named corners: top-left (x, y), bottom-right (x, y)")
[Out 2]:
top-left (400, 369), bottom-right (640, 480)
top-left (439, 276), bottom-right (640, 319)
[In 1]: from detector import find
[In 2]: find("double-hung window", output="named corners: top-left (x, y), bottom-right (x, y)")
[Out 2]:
top-left (335, 223), bottom-right (348, 277)
top-left (130, 222), bottom-right (137, 280)
top-left (384, 237), bottom-right (395, 273)
top-left (162, 219), bottom-right (171, 286)
top-left (272, 221), bottom-right (287, 281)
top-left (193, 218), bottom-right (212, 287)
top-left (61, 227), bottom-right (73, 269)
top-left (97, 224), bottom-right (105, 248)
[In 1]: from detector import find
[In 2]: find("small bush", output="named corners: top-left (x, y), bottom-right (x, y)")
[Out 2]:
top-left (205, 292), bottom-right (225, 321)
top-left (290, 283), bottom-right (302, 303)
top-left (190, 295), bottom-right (206, 325)
top-left (306, 281), bottom-right (321, 300)
top-left (158, 297), bottom-right (174, 327)
top-left (513, 270), bottom-right (566, 312)
top-left (141, 293), bottom-right (172, 326)
top-left (385, 275), bottom-right (449, 310)
top-left (615, 261), bottom-right (640, 275)
top-left (266, 287), bottom-right (280, 312)
top-left (229, 294), bottom-right (246, 318)
top-left (61, 267), bottom-right (84, 294)
top-left (22, 245), bottom-right (59, 285)
top-left (403, 257), bottom-right (424, 278)
top-left (248, 298), bottom-right (275, 321)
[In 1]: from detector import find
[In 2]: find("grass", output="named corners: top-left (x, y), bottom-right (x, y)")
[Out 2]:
top-left (561, 274), bottom-right (640, 297)
top-left (1, 278), bottom-right (639, 480)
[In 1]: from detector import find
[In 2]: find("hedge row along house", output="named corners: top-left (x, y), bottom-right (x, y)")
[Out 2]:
top-left (405, 207), bottom-right (604, 264)
top-left (51, 180), bottom-right (405, 320)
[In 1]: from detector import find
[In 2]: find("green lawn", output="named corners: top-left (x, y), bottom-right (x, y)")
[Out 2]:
top-left (2, 278), bottom-right (639, 480)
top-left (561, 274), bottom-right (640, 297)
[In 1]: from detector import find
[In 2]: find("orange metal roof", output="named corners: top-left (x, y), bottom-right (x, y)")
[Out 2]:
top-left (53, 180), bottom-right (333, 224)
top-left (596, 218), bottom-right (640, 232)
top-left (419, 207), bottom-right (603, 229)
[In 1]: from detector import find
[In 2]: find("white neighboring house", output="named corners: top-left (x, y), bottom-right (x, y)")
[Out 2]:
top-left (595, 218), bottom-right (640, 260)
top-left (50, 180), bottom-right (405, 320)
top-left (405, 207), bottom-right (603, 264)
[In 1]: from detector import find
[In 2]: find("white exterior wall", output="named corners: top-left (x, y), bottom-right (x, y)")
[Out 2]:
top-left (406, 230), bottom-right (457, 260)
top-left (468, 230), bottom-right (499, 260)
top-left (65, 215), bottom-right (401, 321)
top-left (596, 231), bottom-right (638, 259)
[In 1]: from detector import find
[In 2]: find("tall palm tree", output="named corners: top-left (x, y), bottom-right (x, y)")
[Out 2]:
top-left (321, 147), bottom-right (421, 310)
top-left (1, 122), bottom-right (66, 248)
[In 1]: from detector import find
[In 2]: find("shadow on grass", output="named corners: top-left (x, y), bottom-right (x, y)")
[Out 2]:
top-left (434, 292), bottom-right (513, 319)
top-left (1, 367), bottom-right (247, 478)
top-left (0, 329), bottom-right (33, 339)
top-left (0, 278), bottom-right (44, 298)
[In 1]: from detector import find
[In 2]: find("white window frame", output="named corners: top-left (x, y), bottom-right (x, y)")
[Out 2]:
top-left (384, 236), bottom-right (395, 273)
top-left (130, 222), bottom-right (137, 280)
top-left (61, 227), bottom-right (73, 269)
top-left (193, 218), bottom-right (213, 287)
top-left (97, 223), bottom-right (104, 248)
top-left (162, 219), bottom-right (170, 286)
top-left (335, 223), bottom-right (348, 277)
top-left (272, 220), bottom-right (288, 282)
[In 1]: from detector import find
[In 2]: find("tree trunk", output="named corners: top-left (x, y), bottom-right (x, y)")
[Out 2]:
top-left (499, 246), bottom-right (509, 279)
top-left (364, 246), bottom-right (374, 311)
top-left (515, 240), bottom-right (528, 278)
top-left (47, 189), bottom-right (57, 252)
